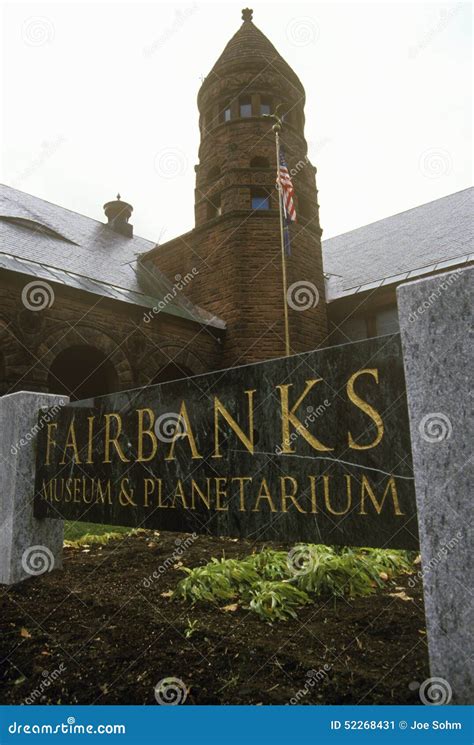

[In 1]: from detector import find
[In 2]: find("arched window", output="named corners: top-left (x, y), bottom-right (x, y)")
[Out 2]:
top-left (260, 96), bottom-right (272, 116)
top-left (152, 363), bottom-right (193, 385)
top-left (251, 188), bottom-right (271, 211)
top-left (250, 156), bottom-right (270, 169)
top-left (239, 96), bottom-right (252, 118)
top-left (48, 345), bottom-right (118, 400)
top-left (207, 193), bottom-right (222, 219)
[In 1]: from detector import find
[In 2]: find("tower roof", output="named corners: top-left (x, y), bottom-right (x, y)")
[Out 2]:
top-left (199, 9), bottom-right (304, 101)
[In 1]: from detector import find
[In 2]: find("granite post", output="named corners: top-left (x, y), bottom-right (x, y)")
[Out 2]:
top-left (0, 391), bottom-right (67, 585)
top-left (398, 265), bottom-right (473, 704)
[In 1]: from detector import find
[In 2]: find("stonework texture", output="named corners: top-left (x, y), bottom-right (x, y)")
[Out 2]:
top-left (145, 16), bottom-right (328, 366)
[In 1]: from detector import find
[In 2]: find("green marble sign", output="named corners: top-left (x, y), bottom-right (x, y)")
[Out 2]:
top-left (34, 334), bottom-right (418, 549)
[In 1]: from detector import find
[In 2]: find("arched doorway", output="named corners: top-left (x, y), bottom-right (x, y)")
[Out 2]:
top-left (151, 362), bottom-right (193, 385)
top-left (48, 345), bottom-right (119, 400)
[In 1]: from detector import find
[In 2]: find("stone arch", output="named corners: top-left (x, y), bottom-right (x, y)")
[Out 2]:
top-left (139, 345), bottom-right (207, 386)
top-left (36, 326), bottom-right (134, 393)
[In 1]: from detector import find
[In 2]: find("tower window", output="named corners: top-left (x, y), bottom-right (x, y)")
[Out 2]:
top-left (239, 96), bottom-right (252, 118)
top-left (250, 156), bottom-right (270, 168)
top-left (221, 101), bottom-right (232, 122)
top-left (260, 96), bottom-right (272, 116)
top-left (207, 193), bottom-right (222, 219)
top-left (251, 188), bottom-right (271, 210)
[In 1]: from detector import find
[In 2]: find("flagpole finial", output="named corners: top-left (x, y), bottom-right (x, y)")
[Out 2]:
top-left (242, 8), bottom-right (253, 22)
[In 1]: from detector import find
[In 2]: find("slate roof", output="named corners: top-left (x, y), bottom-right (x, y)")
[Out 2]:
top-left (0, 184), bottom-right (225, 329)
top-left (323, 187), bottom-right (474, 301)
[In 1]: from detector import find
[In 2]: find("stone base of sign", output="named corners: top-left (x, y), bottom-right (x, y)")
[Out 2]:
top-left (398, 265), bottom-right (473, 705)
top-left (0, 391), bottom-right (67, 585)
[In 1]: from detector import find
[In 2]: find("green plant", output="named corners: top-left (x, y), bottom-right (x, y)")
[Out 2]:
top-left (184, 618), bottom-right (199, 638)
top-left (173, 544), bottom-right (412, 623)
top-left (247, 580), bottom-right (310, 621)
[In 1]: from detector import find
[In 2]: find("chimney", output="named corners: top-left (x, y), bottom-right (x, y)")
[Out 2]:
top-left (103, 194), bottom-right (133, 237)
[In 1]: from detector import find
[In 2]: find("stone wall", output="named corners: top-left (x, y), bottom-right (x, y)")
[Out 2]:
top-left (0, 272), bottom-right (222, 397)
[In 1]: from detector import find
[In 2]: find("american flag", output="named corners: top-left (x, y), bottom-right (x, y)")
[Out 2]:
top-left (277, 148), bottom-right (296, 255)
top-left (277, 148), bottom-right (297, 223)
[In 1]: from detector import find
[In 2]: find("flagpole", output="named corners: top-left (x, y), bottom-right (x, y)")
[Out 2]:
top-left (274, 124), bottom-right (291, 357)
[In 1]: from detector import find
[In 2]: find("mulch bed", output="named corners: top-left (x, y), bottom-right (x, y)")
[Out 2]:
top-left (0, 532), bottom-right (429, 705)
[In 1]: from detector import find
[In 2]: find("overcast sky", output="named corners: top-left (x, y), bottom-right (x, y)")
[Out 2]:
top-left (3, 1), bottom-right (472, 244)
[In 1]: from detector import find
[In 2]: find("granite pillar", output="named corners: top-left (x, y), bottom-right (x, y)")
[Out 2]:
top-left (398, 265), bottom-right (473, 704)
top-left (0, 391), bottom-right (67, 585)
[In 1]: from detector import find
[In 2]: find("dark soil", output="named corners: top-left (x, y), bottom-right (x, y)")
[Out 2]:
top-left (0, 532), bottom-right (429, 705)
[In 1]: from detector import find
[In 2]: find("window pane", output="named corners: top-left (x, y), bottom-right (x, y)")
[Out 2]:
top-left (240, 97), bottom-right (252, 117)
top-left (224, 108), bottom-right (231, 122)
top-left (260, 103), bottom-right (271, 115)
top-left (252, 195), bottom-right (270, 210)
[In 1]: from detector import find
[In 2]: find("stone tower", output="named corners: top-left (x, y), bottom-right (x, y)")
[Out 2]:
top-left (144, 8), bottom-right (327, 367)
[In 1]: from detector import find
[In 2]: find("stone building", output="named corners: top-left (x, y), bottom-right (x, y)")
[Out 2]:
top-left (1, 10), bottom-right (472, 400)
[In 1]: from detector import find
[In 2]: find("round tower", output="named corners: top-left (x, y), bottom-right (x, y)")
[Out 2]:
top-left (147, 9), bottom-right (327, 366)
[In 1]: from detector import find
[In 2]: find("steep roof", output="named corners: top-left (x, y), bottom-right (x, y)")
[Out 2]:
top-left (199, 13), bottom-right (304, 101)
top-left (323, 188), bottom-right (474, 301)
top-left (0, 184), bottom-right (224, 328)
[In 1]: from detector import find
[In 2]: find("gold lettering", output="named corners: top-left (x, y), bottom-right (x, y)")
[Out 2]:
top-left (347, 369), bottom-right (384, 450)
top-left (172, 480), bottom-right (188, 509)
top-left (45, 423), bottom-right (57, 466)
top-left (214, 478), bottom-right (228, 510)
top-left (231, 476), bottom-right (252, 512)
top-left (104, 413), bottom-right (130, 463)
top-left (309, 476), bottom-right (318, 513)
top-left (96, 480), bottom-right (111, 504)
top-left (253, 478), bottom-right (277, 512)
top-left (213, 390), bottom-right (256, 458)
top-left (280, 476), bottom-right (306, 513)
top-left (86, 416), bottom-right (95, 464)
top-left (165, 401), bottom-right (202, 461)
top-left (60, 421), bottom-right (81, 464)
top-left (277, 380), bottom-right (333, 453)
top-left (143, 478), bottom-right (155, 507)
top-left (191, 479), bottom-right (211, 510)
top-left (359, 476), bottom-right (403, 515)
top-left (323, 474), bottom-right (352, 515)
top-left (137, 409), bottom-right (158, 462)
